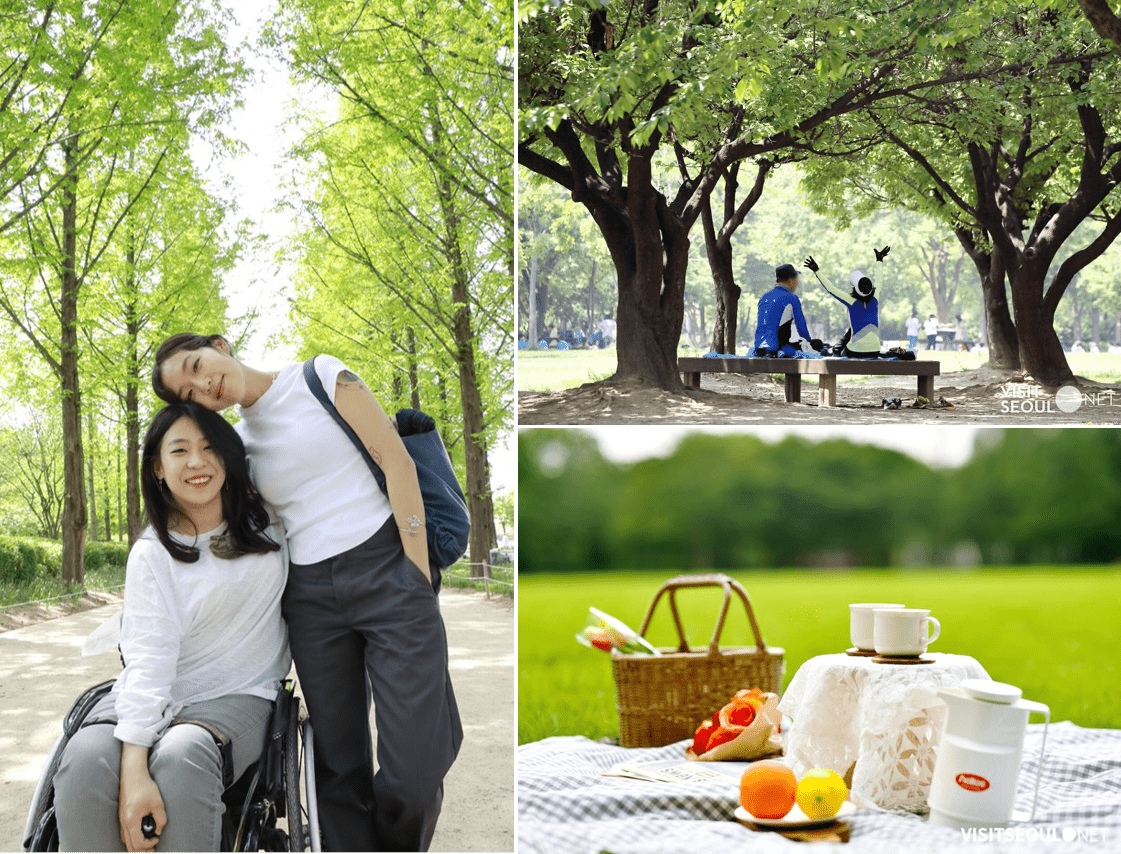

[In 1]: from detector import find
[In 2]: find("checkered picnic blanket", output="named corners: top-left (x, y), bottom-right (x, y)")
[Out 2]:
top-left (518, 722), bottom-right (1121, 853)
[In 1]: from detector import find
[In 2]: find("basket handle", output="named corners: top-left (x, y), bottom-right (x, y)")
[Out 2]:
top-left (636, 573), bottom-right (768, 657)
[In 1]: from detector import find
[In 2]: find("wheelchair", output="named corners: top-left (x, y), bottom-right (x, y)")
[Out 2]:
top-left (22, 678), bottom-right (321, 852)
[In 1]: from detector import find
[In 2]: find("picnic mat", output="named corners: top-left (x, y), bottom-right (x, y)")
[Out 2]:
top-left (518, 722), bottom-right (1121, 853)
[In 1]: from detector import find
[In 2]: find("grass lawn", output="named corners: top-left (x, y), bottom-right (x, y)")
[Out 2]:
top-left (517, 347), bottom-right (1121, 392)
top-left (0, 563), bottom-right (126, 609)
top-left (518, 568), bottom-right (1121, 743)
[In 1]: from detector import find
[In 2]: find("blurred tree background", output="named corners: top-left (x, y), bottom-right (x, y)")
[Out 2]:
top-left (519, 428), bottom-right (1121, 571)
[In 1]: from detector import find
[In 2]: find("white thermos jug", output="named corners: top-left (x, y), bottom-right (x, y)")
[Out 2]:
top-left (928, 679), bottom-right (1049, 828)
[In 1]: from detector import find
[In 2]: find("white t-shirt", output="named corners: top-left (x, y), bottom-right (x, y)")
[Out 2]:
top-left (113, 523), bottom-right (291, 747)
top-left (235, 355), bottom-right (393, 564)
top-left (905, 316), bottom-right (920, 337)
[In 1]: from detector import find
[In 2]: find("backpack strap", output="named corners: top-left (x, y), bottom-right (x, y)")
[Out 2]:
top-left (302, 357), bottom-right (389, 496)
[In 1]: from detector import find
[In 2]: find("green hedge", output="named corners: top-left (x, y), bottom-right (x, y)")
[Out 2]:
top-left (86, 540), bottom-right (129, 571)
top-left (0, 535), bottom-right (127, 583)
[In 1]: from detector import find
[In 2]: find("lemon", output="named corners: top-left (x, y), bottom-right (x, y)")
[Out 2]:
top-left (795, 768), bottom-right (847, 820)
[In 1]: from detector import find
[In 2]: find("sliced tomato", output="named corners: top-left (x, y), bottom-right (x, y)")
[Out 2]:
top-left (691, 719), bottom-right (718, 755)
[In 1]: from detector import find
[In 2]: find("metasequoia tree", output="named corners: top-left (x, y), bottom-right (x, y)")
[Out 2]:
top-left (276, 0), bottom-right (513, 574)
top-left (0, 0), bottom-right (243, 583)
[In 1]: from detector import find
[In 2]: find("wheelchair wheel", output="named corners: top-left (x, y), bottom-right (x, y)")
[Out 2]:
top-left (291, 717), bottom-right (322, 847)
top-left (283, 694), bottom-right (303, 851)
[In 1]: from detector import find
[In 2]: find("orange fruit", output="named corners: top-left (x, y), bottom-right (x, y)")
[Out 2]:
top-left (739, 760), bottom-right (797, 820)
top-left (795, 768), bottom-right (847, 820)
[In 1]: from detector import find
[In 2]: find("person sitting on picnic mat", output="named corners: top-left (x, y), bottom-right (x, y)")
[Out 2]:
top-left (804, 248), bottom-right (916, 360)
top-left (753, 264), bottom-right (825, 357)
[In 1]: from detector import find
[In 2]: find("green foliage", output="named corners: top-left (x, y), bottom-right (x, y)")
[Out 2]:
top-left (0, 535), bottom-right (62, 583)
top-left (519, 568), bottom-right (1121, 743)
top-left (85, 540), bottom-right (129, 571)
top-left (519, 428), bottom-right (1121, 572)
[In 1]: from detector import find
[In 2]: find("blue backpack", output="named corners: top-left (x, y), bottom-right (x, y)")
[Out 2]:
top-left (303, 358), bottom-right (470, 591)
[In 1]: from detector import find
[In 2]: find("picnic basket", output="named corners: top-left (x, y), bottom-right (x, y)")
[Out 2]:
top-left (611, 573), bottom-right (785, 748)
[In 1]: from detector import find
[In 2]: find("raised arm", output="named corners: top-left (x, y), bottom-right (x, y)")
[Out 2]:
top-left (333, 370), bottom-right (430, 581)
top-left (817, 273), bottom-right (854, 306)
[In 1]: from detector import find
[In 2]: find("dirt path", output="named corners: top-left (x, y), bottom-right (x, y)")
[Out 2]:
top-left (518, 367), bottom-right (1121, 425)
top-left (0, 588), bottom-right (514, 853)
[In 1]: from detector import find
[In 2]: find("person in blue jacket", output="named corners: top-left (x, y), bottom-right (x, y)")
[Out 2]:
top-left (804, 247), bottom-right (916, 360)
top-left (753, 264), bottom-right (824, 357)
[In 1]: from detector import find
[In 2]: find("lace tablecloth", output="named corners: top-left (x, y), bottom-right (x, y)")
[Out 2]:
top-left (778, 652), bottom-right (989, 811)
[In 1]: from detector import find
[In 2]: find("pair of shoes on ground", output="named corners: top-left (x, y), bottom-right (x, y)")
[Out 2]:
top-left (911, 395), bottom-right (955, 410)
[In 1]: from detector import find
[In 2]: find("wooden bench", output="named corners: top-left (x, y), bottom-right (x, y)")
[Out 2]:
top-left (679, 356), bottom-right (940, 407)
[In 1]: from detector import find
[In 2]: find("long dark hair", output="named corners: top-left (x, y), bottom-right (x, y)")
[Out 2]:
top-left (140, 402), bottom-right (279, 563)
top-left (152, 333), bottom-right (227, 405)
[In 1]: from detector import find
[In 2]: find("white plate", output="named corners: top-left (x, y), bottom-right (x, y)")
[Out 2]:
top-left (734, 800), bottom-right (855, 829)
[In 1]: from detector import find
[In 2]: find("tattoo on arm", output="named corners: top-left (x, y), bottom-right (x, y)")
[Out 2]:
top-left (338, 369), bottom-right (366, 389)
top-left (366, 445), bottom-right (383, 465)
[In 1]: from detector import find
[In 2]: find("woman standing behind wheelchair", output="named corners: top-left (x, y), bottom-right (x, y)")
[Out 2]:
top-left (53, 403), bottom-right (291, 852)
top-left (152, 333), bottom-right (462, 852)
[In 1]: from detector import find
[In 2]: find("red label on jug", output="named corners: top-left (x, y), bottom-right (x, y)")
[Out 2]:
top-left (955, 773), bottom-right (990, 792)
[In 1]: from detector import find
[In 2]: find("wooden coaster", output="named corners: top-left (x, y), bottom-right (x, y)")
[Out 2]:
top-left (742, 820), bottom-right (851, 843)
top-left (845, 648), bottom-right (877, 657)
top-left (872, 654), bottom-right (934, 665)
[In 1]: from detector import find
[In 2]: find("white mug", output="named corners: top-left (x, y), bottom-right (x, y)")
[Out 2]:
top-left (849, 603), bottom-right (906, 651)
top-left (874, 608), bottom-right (941, 656)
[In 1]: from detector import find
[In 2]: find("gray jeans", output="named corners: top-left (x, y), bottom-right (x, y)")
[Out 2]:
top-left (53, 691), bottom-right (272, 852)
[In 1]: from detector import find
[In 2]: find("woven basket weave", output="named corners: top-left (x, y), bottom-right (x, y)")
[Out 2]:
top-left (611, 573), bottom-right (785, 748)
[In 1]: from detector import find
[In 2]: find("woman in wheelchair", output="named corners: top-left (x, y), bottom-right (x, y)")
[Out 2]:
top-left (52, 402), bottom-right (291, 852)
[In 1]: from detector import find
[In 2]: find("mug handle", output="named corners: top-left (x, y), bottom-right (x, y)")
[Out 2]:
top-left (925, 616), bottom-right (941, 646)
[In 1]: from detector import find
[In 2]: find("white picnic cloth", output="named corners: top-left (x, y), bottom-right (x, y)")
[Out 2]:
top-left (777, 652), bottom-right (989, 809)
top-left (517, 722), bottom-right (1121, 853)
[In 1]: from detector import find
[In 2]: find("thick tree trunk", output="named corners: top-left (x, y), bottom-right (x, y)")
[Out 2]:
top-left (1008, 259), bottom-right (1074, 386)
top-left (981, 274), bottom-right (1021, 370)
top-left (59, 135), bottom-right (87, 585)
top-left (956, 232), bottom-right (1020, 369)
top-left (603, 151), bottom-right (688, 390)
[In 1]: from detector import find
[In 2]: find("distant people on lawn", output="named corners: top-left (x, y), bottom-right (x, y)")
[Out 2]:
top-left (905, 311), bottom-right (920, 350)
top-left (924, 314), bottom-right (939, 350)
top-left (753, 264), bottom-right (824, 357)
top-left (591, 313), bottom-right (618, 345)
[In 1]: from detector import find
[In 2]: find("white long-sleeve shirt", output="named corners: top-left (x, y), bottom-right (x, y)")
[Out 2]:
top-left (112, 523), bottom-right (291, 747)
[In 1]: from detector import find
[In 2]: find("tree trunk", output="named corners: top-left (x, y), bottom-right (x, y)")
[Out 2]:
top-left (450, 259), bottom-right (495, 578)
top-left (406, 326), bottom-right (420, 410)
top-left (124, 264), bottom-right (142, 545)
top-left (1008, 258), bottom-right (1074, 386)
top-left (433, 111), bottom-right (496, 578)
top-left (601, 150), bottom-right (688, 390)
top-left (704, 218), bottom-right (739, 353)
top-left (59, 133), bottom-right (87, 585)
top-left (956, 230), bottom-right (1020, 369)
top-left (86, 411), bottom-right (98, 541)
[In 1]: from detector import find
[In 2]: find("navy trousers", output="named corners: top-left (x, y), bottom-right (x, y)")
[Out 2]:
top-left (283, 518), bottom-right (463, 851)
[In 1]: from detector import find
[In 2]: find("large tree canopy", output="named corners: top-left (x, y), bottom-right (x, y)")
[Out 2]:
top-left (519, 0), bottom-right (1032, 389)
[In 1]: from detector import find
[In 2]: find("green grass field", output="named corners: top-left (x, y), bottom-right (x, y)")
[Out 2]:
top-left (518, 568), bottom-right (1121, 743)
top-left (517, 347), bottom-right (1121, 392)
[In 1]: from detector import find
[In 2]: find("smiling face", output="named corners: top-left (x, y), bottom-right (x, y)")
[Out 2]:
top-left (157, 339), bottom-right (244, 411)
top-left (153, 416), bottom-right (226, 533)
